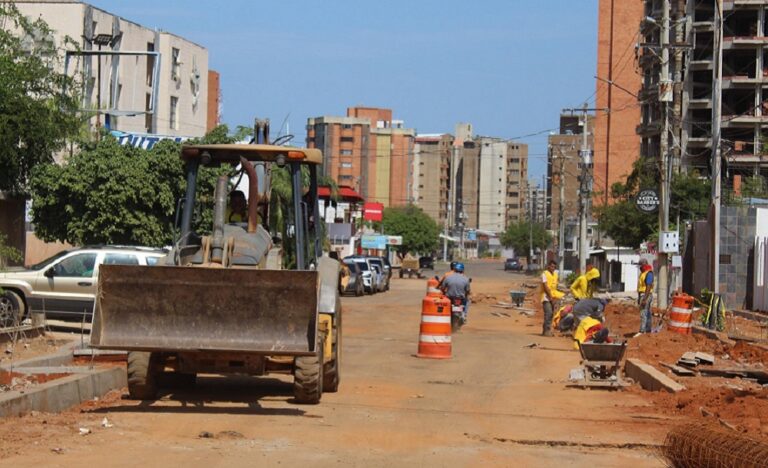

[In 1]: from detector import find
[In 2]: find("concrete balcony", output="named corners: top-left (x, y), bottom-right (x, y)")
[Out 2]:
top-left (723, 75), bottom-right (766, 88)
top-left (724, 0), bottom-right (768, 10)
top-left (692, 21), bottom-right (715, 33)
top-left (689, 60), bottom-right (714, 71)
top-left (636, 121), bottom-right (662, 136)
top-left (687, 98), bottom-right (713, 110)
top-left (723, 36), bottom-right (768, 50)
top-left (686, 136), bottom-right (712, 148)
top-left (721, 114), bottom-right (768, 127)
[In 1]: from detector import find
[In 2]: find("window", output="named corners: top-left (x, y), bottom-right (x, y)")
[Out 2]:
top-left (104, 253), bottom-right (139, 265)
top-left (170, 96), bottom-right (179, 130)
top-left (342, 124), bottom-right (353, 129)
top-left (340, 149), bottom-right (352, 156)
top-left (340, 136), bottom-right (354, 143)
top-left (171, 47), bottom-right (181, 80)
top-left (146, 256), bottom-right (161, 266)
top-left (145, 93), bottom-right (152, 132)
top-left (340, 162), bottom-right (353, 169)
top-left (146, 42), bottom-right (155, 86)
top-left (54, 253), bottom-right (98, 278)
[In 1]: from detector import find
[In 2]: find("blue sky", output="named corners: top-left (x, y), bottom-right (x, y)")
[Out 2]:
top-left (88, 0), bottom-right (599, 181)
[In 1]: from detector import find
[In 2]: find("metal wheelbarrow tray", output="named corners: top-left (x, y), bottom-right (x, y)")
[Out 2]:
top-left (571, 341), bottom-right (630, 389)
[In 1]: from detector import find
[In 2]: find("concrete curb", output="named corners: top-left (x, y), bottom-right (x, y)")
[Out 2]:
top-left (0, 341), bottom-right (79, 371)
top-left (691, 325), bottom-right (736, 346)
top-left (0, 366), bottom-right (125, 418)
top-left (625, 358), bottom-right (685, 393)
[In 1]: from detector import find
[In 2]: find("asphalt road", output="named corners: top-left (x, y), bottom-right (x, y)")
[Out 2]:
top-left (0, 260), bottom-right (672, 467)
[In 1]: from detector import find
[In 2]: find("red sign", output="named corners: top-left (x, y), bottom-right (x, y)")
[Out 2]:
top-left (363, 202), bottom-right (384, 221)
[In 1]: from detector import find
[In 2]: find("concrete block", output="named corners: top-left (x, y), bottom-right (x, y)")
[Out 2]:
top-left (0, 366), bottom-right (125, 417)
top-left (692, 325), bottom-right (736, 346)
top-left (0, 342), bottom-right (77, 371)
top-left (625, 358), bottom-right (686, 393)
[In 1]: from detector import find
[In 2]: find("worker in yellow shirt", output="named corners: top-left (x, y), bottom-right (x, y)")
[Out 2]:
top-left (225, 190), bottom-right (248, 223)
top-left (541, 260), bottom-right (565, 336)
top-left (569, 264), bottom-right (601, 300)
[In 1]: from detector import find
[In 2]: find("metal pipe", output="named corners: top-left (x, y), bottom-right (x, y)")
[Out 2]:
top-left (239, 157), bottom-right (259, 233)
top-left (211, 175), bottom-right (228, 263)
top-left (292, 163), bottom-right (306, 270)
top-left (180, 160), bottom-right (199, 246)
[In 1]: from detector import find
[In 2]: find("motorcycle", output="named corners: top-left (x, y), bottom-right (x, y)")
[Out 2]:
top-left (448, 296), bottom-right (466, 332)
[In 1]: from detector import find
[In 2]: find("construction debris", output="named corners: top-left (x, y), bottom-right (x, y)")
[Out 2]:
top-left (625, 358), bottom-right (685, 393)
top-left (659, 362), bottom-right (696, 377)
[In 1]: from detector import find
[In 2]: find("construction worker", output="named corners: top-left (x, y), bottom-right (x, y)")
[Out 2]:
top-left (226, 190), bottom-right (248, 223)
top-left (573, 316), bottom-right (612, 349)
top-left (440, 262), bottom-right (471, 323)
top-left (637, 258), bottom-right (655, 334)
top-left (569, 264), bottom-right (600, 300)
top-left (572, 297), bottom-right (608, 323)
top-left (541, 260), bottom-right (564, 337)
top-left (437, 261), bottom-right (458, 287)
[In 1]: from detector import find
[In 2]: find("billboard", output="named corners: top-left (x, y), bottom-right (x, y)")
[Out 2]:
top-left (363, 202), bottom-right (384, 221)
top-left (361, 235), bottom-right (388, 250)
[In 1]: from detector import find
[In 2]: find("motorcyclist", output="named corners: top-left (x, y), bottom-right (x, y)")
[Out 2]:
top-left (437, 261), bottom-right (458, 286)
top-left (440, 262), bottom-right (471, 324)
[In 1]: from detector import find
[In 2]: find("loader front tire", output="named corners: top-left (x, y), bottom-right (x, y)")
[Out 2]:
top-left (127, 351), bottom-right (159, 400)
top-left (294, 337), bottom-right (324, 404)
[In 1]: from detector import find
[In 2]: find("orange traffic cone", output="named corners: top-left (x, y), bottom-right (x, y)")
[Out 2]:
top-left (417, 292), bottom-right (452, 359)
top-left (668, 293), bottom-right (694, 335)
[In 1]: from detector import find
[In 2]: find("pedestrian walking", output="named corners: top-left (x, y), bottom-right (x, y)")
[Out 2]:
top-left (637, 259), bottom-right (655, 334)
top-left (541, 260), bottom-right (564, 336)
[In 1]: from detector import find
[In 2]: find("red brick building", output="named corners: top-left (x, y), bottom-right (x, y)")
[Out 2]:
top-left (593, 0), bottom-right (644, 206)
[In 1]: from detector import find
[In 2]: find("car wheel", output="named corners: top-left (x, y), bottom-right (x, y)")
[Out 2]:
top-left (0, 290), bottom-right (25, 328)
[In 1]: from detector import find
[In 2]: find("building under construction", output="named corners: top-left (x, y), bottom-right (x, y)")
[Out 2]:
top-left (641, 0), bottom-right (768, 184)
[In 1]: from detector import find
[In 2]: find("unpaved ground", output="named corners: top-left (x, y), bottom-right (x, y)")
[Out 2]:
top-left (0, 261), bottom-right (677, 466)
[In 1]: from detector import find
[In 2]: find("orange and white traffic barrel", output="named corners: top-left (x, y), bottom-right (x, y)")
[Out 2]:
top-left (668, 293), bottom-right (694, 335)
top-left (417, 294), bottom-right (452, 359)
top-left (426, 277), bottom-right (442, 297)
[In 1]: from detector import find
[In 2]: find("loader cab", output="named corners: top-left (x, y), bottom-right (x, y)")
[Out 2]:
top-left (177, 144), bottom-right (324, 270)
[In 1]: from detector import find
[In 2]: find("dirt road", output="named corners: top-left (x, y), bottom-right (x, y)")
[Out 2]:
top-left (0, 261), bottom-right (674, 467)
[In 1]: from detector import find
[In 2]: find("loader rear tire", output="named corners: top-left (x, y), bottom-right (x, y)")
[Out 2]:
top-left (127, 351), bottom-right (159, 400)
top-left (294, 337), bottom-right (324, 404)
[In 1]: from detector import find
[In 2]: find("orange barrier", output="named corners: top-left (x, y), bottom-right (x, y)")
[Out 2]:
top-left (417, 293), bottom-right (452, 359)
top-left (426, 277), bottom-right (442, 297)
top-left (668, 293), bottom-right (694, 335)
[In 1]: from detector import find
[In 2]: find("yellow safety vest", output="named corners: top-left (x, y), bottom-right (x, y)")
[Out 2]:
top-left (572, 268), bottom-right (600, 299)
top-left (541, 270), bottom-right (564, 302)
top-left (638, 270), bottom-right (652, 293)
top-left (573, 316), bottom-right (602, 349)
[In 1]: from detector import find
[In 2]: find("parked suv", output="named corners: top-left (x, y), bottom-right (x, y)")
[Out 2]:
top-left (343, 256), bottom-right (377, 294)
top-left (0, 246), bottom-right (166, 325)
top-left (504, 258), bottom-right (524, 272)
top-left (367, 257), bottom-right (390, 292)
top-left (339, 261), bottom-right (365, 297)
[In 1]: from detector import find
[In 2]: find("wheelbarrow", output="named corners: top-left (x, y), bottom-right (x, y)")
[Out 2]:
top-left (571, 341), bottom-right (630, 389)
top-left (509, 290), bottom-right (526, 307)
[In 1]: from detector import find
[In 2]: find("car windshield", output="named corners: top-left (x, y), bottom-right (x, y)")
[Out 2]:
top-left (345, 260), bottom-right (368, 271)
top-left (29, 250), bottom-right (73, 270)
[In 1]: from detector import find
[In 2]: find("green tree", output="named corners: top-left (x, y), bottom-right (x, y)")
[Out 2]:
top-left (0, 4), bottom-right (82, 194)
top-left (740, 175), bottom-right (768, 200)
top-left (381, 204), bottom-right (440, 257)
top-left (500, 221), bottom-right (551, 263)
top-left (596, 159), bottom-right (711, 248)
top-left (29, 126), bottom-right (235, 246)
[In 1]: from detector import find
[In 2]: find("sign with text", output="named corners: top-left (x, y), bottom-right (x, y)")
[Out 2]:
top-left (635, 188), bottom-right (660, 213)
top-left (387, 236), bottom-right (403, 246)
top-left (361, 235), bottom-right (387, 250)
top-left (363, 202), bottom-right (384, 221)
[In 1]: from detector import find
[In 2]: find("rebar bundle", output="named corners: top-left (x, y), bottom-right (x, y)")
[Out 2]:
top-left (661, 423), bottom-right (768, 468)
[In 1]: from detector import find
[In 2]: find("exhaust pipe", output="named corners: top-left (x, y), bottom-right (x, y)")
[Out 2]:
top-left (211, 175), bottom-right (228, 263)
top-left (239, 156), bottom-right (260, 233)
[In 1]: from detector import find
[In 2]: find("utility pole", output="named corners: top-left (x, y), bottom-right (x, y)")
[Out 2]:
top-left (711, 0), bottom-right (723, 295)
top-left (444, 143), bottom-right (459, 262)
top-left (552, 144), bottom-right (568, 277)
top-left (528, 180), bottom-right (534, 266)
top-left (657, 0), bottom-right (672, 310)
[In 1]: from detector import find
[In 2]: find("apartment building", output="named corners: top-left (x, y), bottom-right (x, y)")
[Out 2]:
top-left (476, 137), bottom-right (528, 233)
top-left (594, 0), bottom-right (645, 206)
top-left (412, 134), bottom-right (452, 226)
top-left (306, 107), bottom-right (415, 207)
top-left (14, 0), bottom-right (211, 138)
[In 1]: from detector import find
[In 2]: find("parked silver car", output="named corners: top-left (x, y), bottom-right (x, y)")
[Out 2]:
top-left (0, 246), bottom-right (166, 325)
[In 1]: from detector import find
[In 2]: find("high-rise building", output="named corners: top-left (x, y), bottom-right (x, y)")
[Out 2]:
top-left (412, 134), bottom-right (452, 226)
top-left (14, 1), bottom-right (211, 138)
top-left (306, 107), bottom-right (415, 206)
top-left (594, 0), bottom-right (645, 206)
top-left (476, 137), bottom-right (528, 233)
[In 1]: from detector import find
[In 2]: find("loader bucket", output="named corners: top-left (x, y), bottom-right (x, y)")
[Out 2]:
top-left (90, 265), bottom-right (319, 355)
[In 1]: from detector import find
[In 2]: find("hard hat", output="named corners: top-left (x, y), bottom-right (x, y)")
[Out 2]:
top-left (454, 262), bottom-right (465, 272)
